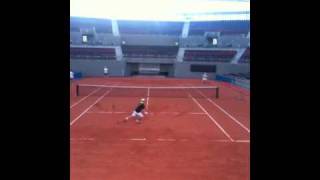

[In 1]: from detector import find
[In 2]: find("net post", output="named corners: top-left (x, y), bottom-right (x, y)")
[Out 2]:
top-left (216, 87), bottom-right (219, 98)
top-left (76, 84), bottom-right (79, 96)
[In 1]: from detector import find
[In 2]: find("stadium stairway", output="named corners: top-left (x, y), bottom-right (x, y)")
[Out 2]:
top-left (231, 48), bottom-right (246, 64)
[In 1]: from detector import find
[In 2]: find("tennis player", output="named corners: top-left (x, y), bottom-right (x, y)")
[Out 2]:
top-left (104, 66), bottom-right (109, 76)
top-left (70, 70), bottom-right (74, 80)
top-left (124, 98), bottom-right (148, 124)
top-left (202, 72), bottom-right (208, 84)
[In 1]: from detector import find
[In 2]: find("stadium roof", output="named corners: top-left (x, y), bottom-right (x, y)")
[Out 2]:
top-left (70, 0), bottom-right (250, 21)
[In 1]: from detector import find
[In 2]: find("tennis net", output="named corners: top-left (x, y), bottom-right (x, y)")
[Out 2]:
top-left (76, 84), bottom-right (219, 98)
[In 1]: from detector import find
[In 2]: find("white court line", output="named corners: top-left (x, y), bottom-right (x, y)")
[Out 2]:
top-left (146, 87), bottom-right (150, 110)
top-left (70, 138), bottom-right (95, 141)
top-left (70, 89), bottom-right (112, 126)
top-left (158, 112), bottom-right (178, 114)
top-left (189, 93), bottom-right (234, 142)
top-left (78, 84), bottom-right (218, 89)
top-left (70, 88), bottom-right (101, 108)
top-left (128, 138), bottom-right (147, 141)
top-left (156, 112), bottom-right (202, 115)
top-left (197, 91), bottom-right (250, 133)
top-left (157, 138), bottom-right (176, 141)
top-left (209, 139), bottom-right (250, 143)
top-left (234, 140), bottom-right (250, 143)
top-left (86, 111), bottom-right (206, 115)
top-left (122, 138), bottom-right (247, 143)
top-left (190, 112), bottom-right (206, 115)
top-left (87, 111), bottom-right (128, 114)
top-left (209, 139), bottom-right (230, 143)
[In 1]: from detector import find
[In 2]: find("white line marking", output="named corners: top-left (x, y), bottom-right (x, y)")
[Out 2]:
top-left (209, 139), bottom-right (230, 142)
top-left (197, 91), bottom-right (250, 133)
top-left (146, 87), bottom-right (150, 110)
top-left (189, 93), bottom-right (234, 142)
top-left (157, 112), bottom-right (204, 115)
top-left (85, 111), bottom-right (206, 115)
top-left (70, 88), bottom-right (101, 108)
top-left (70, 138), bottom-right (95, 141)
top-left (70, 89), bottom-right (112, 126)
top-left (78, 84), bottom-right (219, 89)
top-left (209, 139), bottom-right (249, 143)
top-left (121, 138), bottom-right (248, 143)
top-left (87, 111), bottom-right (127, 114)
top-left (157, 138), bottom-right (176, 141)
top-left (158, 112), bottom-right (178, 114)
top-left (180, 139), bottom-right (189, 142)
top-left (128, 138), bottom-right (147, 141)
top-left (190, 112), bottom-right (206, 115)
top-left (234, 140), bottom-right (250, 143)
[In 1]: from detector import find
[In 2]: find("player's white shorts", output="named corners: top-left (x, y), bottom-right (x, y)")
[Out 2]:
top-left (202, 77), bottom-right (208, 81)
top-left (131, 111), bottom-right (144, 118)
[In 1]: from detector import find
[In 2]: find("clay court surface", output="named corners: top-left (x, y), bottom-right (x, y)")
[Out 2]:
top-left (70, 77), bottom-right (250, 180)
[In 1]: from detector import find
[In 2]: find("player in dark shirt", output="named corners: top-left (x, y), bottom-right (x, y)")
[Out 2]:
top-left (124, 98), bottom-right (148, 124)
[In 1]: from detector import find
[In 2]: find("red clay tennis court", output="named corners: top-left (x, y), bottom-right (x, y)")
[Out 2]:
top-left (70, 77), bottom-right (250, 180)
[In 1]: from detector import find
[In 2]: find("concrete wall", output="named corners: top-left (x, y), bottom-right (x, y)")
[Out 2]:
top-left (121, 35), bottom-right (179, 46)
top-left (124, 63), bottom-right (174, 77)
top-left (125, 63), bottom-right (139, 76)
top-left (160, 64), bottom-right (174, 77)
top-left (180, 35), bottom-right (249, 48)
top-left (70, 59), bottom-right (126, 76)
top-left (124, 57), bottom-right (174, 64)
top-left (71, 58), bottom-right (249, 78)
top-left (70, 32), bottom-right (121, 45)
top-left (96, 33), bottom-right (121, 45)
top-left (216, 63), bottom-right (250, 74)
top-left (180, 36), bottom-right (206, 47)
top-left (174, 62), bottom-right (249, 79)
top-left (219, 35), bottom-right (249, 48)
top-left (174, 62), bottom-right (214, 79)
top-left (70, 32), bottom-right (82, 44)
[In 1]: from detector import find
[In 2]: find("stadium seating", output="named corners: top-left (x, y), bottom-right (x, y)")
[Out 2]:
top-left (70, 47), bottom-right (116, 60)
top-left (239, 47), bottom-right (250, 63)
top-left (118, 20), bottom-right (183, 35)
top-left (122, 45), bottom-right (179, 58)
top-left (189, 20), bottom-right (250, 36)
top-left (70, 32), bottom-right (82, 45)
top-left (70, 17), bottom-right (113, 34)
top-left (183, 50), bottom-right (237, 62)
